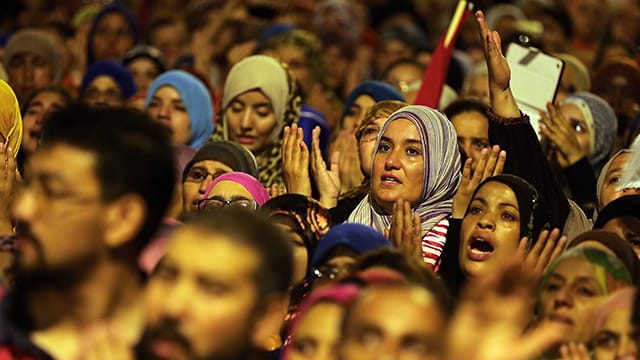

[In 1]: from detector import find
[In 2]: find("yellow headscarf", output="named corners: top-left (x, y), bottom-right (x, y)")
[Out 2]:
top-left (0, 80), bottom-right (22, 157)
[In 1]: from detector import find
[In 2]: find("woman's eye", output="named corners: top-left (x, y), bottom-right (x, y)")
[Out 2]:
top-left (501, 212), bottom-right (517, 221)
top-left (572, 122), bottom-right (585, 133)
top-left (607, 176), bottom-right (620, 185)
top-left (378, 143), bottom-right (391, 152)
top-left (545, 283), bottom-right (560, 292)
top-left (174, 104), bottom-right (187, 112)
top-left (474, 141), bottom-right (489, 149)
top-left (148, 100), bottom-right (160, 109)
top-left (406, 147), bottom-right (421, 156)
top-left (26, 108), bottom-right (40, 116)
top-left (469, 206), bottom-right (482, 215)
top-left (576, 286), bottom-right (596, 297)
top-left (364, 128), bottom-right (378, 135)
top-left (229, 103), bottom-right (244, 113)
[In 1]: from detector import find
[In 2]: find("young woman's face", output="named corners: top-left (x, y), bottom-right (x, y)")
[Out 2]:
top-left (147, 85), bottom-right (192, 145)
top-left (371, 119), bottom-right (424, 210)
top-left (91, 12), bottom-right (135, 62)
top-left (273, 215), bottom-right (308, 285)
top-left (600, 153), bottom-right (640, 209)
top-left (559, 103), bottom-right (591, 157)
top-left (450, 110), bottom-right (490, 169)
top-left (22, 91), bottom-right (66, 154)
top-left (342, 94), bottom-right (376, 132)
top-left (593, 308), bottom-right (638, 360)
top-left (358, 116), bottom-right (387, 177)
top-left (128, 57), bottom-right (159, 94)
top-left (539, 256), bottom-right (609, 344)
top-left (459, 181), bottom-right (521, 278)
top-left (225, 90), bottom-right (277, 155)
top-left (290, 302), bottom-right (344, 360)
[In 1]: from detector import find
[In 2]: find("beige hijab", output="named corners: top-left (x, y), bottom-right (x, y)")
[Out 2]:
top-left (0, 80), bottom-right (22, 157)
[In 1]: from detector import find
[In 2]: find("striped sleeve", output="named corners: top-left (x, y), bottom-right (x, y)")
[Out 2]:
top-left (421, 217), bottom-right (449, 269)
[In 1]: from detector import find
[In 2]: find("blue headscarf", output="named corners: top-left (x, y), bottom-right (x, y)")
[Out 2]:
top-left (310, 223), bottom-right (392, 268)
top-left (86, 4), bottom-right (140, 65)
top-left (81, 60), bottom-right (137, 99)
top-left (341, 80), bottom-right (405, 126)
top-left (145, 70), bottom-right (214, 149)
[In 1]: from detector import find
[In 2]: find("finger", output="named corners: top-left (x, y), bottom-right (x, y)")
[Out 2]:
top-left (299, 126), bottom-right (309, 166)
top-left (329, 151), bottom-right (340, 174)
top-left (493, 150), bottom-right (506, 176)
top-left (482, 145), bottom-right (500, 179)
top-left (412, 212), bottom-right (422, 251)
top-left (281, 126), bottom-right (291, 162)
top-left (547, 235), bottom-right (567, 271)
top-left (516, 237), bottom-right (529, 260)
top-left (475, 11), bottom-right (490, 46)
top-left (461, 157), bottom-right (472, 183)
top-left (537, 229), bottom-right (560, 267)
top-left (530, 229), bottom-right (550, 257)
top-left (471, 148), bottom-right (489, 184)
top-left (403, 200), bottom-right (413, 236)
top-left (514, 322), bottom-right (568, 360)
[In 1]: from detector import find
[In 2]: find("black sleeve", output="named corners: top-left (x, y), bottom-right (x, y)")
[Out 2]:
top-left (563, 156), bottom-right (597, 215)
top-left (487, 109), bottom-right (570, 231)
top-left (438, 218), bottom-right (465, 301)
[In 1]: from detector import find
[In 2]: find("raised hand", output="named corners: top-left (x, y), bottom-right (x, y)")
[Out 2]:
top-left (385, 199), bottom-right (422, 260)
top-left (559, 342), bottom-right (590, 360)
top-left (444, 258), bottom-right (568, 360)
top-left (475, 10), bottom-right (520, 118)
top-left (281, 123), bottom-right (312, 196)
top-left (310, 126), bottom-right (341, 209)
top-left (517, 228), bottom-right (567, 281)
top-left (452, 145), bottom-right (506, 218)
top-left (331, 129), bottom-right (364, 192)
top-left (540, 102), bottom-right (584, 168)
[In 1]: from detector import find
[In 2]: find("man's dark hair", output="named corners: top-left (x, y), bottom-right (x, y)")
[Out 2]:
top-left (381, 58), bottom-right (425, 82)
top-left (443, 98), bottom-right (490, 120)
top-left (40, 104), bottom-right (175, 253)
top-left (183, 208), bottom-right (293, 299)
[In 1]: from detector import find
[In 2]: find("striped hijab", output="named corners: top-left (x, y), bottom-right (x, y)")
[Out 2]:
top-left (348, 105), bottom-right (461, 235)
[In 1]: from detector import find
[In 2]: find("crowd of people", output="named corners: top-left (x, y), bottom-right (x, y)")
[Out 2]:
top-left (0, 0), bottom-right (639, 359)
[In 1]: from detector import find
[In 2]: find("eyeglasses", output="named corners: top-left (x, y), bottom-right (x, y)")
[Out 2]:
top-left (184, 167), bottom-right (225, 183)
top-left (83, 87), bottom-right (123, 104)
top-left (197, 197), bottom-right (258, 211)
top-left (311, 263), bottom-right (354, 282)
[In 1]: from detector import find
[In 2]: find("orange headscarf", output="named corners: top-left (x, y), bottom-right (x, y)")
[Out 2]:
top-left (0, 80), bottom-right (21, 157)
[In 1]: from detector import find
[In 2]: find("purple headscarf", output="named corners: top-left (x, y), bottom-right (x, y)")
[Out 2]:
top-left (202, 171), bottom-right (270, 205)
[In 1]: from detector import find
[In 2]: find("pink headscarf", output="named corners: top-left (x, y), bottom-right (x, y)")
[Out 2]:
top-left (203, 171), bottom-right (270, 205)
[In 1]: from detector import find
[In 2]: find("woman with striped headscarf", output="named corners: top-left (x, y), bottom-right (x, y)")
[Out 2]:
top-left (348, 105), bottom-right (461, 267)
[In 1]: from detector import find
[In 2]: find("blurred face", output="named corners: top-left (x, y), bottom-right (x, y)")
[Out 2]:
top-left (149, 22), bottom-right (188, 68)
top-left (7, 53), bottom-right (54, 102)
top-left (290, 302), bottom-right (343, 360)
top-left (128, 57), bottom-right (160, 94)
top-left (83, 75), bottom-right (125, 107)
top-left (593, 308), bottom-right (639, 360)
top-left (463, 74), bottom-right (489, 104)
top-left (340, 286), bottom-right (445, 360)
top-left (371, 119), bottom-right (424, 210)
top-left (376, 39), bottom-right (413, 75)
top-left (539, 256), bottom-right (608, 343)
top-left (450, 110), bottom-right (490, 168)
top-left (313, 246), bottom-right (358, 290)
top-left (22, 91), bottom-right (66, 154)
top-left (182, 160), bottom-right (233, 212)
top-left (384, 63), bottom-right (423, 104)
top-left (91, 12), bottom-right (135, 62)
top-left (343, 95), bottom-right (375, 132)
top-left (600, 153), bottom-right (640, 209)
top-left (273, 215), bottom-right (308, 284)
top-left (567, 0), bottom-right (603, 39)
top-left (559, 103), bottom-right (591, 157)
top-left (200, 180), bottom-right (257, 211)
top-left (147, 86), bottom-right (192, 145)
top-left (358, 116), bottom-right (387, 177)
top-left (603, 217), bottom-right (640, 259)
top-left (142, 227), bottom-right (261, 360)
top-left (460, 181), bottom-right (521, 278)
top-left (11, 144), bottom-right (107, 276)
top-left (225, 90), bottom-right (277, 154)
top-left (270, 44), bottom-right (312, 95)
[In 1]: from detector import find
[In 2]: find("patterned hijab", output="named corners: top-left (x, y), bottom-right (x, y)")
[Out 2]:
top-left (540, 246), bottom-right (633, 297)
top-left (260, 194), bottom-right (332, 316)
top-left (212, 55), bottom-right (301, 188)
top-left (0, 80), bottom-right (22, 158)
top-left (348, 105), bottom-right (461, 235)
top-left (561, 92), bottom-right (617, 176)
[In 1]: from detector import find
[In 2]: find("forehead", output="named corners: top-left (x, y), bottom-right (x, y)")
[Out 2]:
top-left (474, 181), bottom-right (518, 205)
top-left (560, 103), bottom-right (585, 120)
top-left (191, 160), bottom-right (233, 173)
top-left (451, 111), bottom-right (489, 135)
top-left (353, 94), bottom-right (375, 108)
top-left (233, 89), bottom-right (271, 104)
top-left (88, 75), bottom-right (119, 90)
top-left (209, 180), bottom-right (253, 199)
top-left (152, 85), bottom-right (181, 99)
top-left (29, 91), bottom-right (65, 106)
top-left (349, 287), bottom-right (443, 332)
top-left (165, 227), bottom-right (259, 277)
top-left (381, 118), bottom-right (419, 139)
top-left (551, 255), bottom-right (598, 280)
top-left (29, 143), bottom-right (99, 185)
top-left (97, 12), bottom-right (130, 28)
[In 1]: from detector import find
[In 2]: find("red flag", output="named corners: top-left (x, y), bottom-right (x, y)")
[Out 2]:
top-left (414, 0), bottom-right (472, 108)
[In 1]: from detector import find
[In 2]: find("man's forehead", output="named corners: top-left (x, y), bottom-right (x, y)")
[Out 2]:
top-left (28, 144), bottom-right (97, 179)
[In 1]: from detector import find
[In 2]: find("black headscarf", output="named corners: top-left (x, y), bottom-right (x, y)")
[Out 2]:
top-left (182, 140), bottom-right (259, 181)
top-left (467, 174), bottom-right (550, 244)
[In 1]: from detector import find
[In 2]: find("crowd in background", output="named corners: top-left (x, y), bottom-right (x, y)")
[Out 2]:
top-left (0, 0), bottom-right (639, 359)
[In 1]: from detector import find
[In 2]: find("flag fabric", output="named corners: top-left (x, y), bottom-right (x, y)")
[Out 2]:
top-left (414, 0), bottom-right (472, 108)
